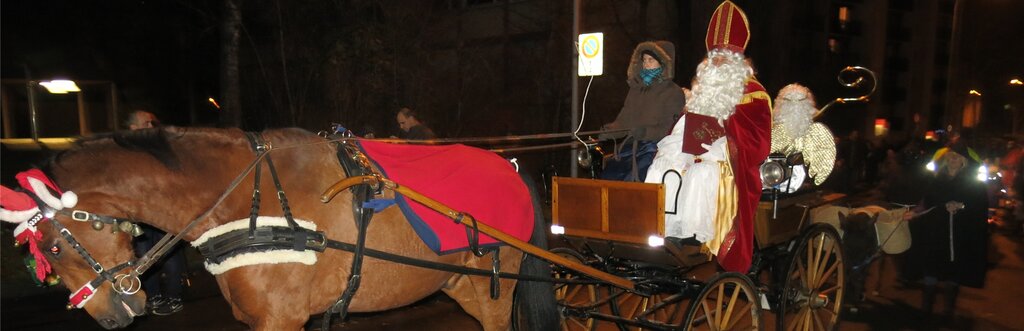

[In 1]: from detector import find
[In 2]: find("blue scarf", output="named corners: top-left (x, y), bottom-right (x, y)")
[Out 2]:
top-left (640, 67), bottom-right (663, 86)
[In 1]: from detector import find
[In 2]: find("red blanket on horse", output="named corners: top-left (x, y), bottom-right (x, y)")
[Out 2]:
top-left (358, 141), bottom-right (534, 254)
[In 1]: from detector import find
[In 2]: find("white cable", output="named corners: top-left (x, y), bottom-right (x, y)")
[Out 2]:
top-left (572, 40), bottom-right (595, 149)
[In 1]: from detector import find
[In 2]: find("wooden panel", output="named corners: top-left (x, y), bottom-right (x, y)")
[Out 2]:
top-left (607, 188), bottom-right (661, 238)
top-left (552, 177), bottom-right (664, 245)
top-left (754, 192), bottom-right (848, 248)
top-left (553, 181), bottom-right (604, 233)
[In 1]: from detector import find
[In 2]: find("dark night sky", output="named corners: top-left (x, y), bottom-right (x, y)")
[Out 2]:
top-left (1, 0), bottom-right (220, 127)
top-left (2, 0), bottom-right (1022, 135)
top-left (959, 0), bottom-right (1024, 126)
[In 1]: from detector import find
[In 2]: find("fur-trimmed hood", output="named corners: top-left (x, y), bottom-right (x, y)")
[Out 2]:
top-left (626, 41), bottom-right (676, 88)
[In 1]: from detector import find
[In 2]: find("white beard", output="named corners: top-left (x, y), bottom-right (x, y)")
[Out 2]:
top-left (688, 49), bottom-right (753, 121)
top-left (775, 99), bottom-right (816, 137)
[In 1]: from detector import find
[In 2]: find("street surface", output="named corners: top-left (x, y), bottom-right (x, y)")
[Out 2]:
top-left (2, 227), bottom-right (1022, 330)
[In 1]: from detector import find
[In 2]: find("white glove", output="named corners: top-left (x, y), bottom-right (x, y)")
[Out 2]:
top-left (699, 137), bottom-right (729, 162)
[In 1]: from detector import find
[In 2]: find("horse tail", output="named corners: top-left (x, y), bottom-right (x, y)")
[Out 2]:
top-left (512, 173), bottom-right (560, 331)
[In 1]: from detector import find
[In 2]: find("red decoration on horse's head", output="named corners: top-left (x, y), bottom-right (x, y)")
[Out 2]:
top-left (1, 169), bottom-right (78, 282)
top-left (705, 0), bottom-right (751, 54)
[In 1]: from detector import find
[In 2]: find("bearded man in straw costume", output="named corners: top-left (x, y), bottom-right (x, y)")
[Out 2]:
top-left (644, 0), bottom-right (771, 273)
top-left (770, 83), bottom-right (837, 189)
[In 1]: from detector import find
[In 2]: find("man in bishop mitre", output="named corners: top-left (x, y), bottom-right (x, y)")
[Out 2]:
top-left (645, 0), bottom-right (771, 273)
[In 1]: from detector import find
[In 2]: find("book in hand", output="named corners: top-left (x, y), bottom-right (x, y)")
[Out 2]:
top-left (682, 113), bottom-right (726, 155)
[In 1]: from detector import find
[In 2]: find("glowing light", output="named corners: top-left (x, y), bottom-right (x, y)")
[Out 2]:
top-left (550, 225), bottom-right (565, 235)
top-left (969, 90), bottom-right (982, 96)
top-left (926, 161), bottom-right (936, 172)
top-left (977, 165), bottom-right (988, 182)
top-left (874, 118), bottom-right (889, 136)
top-left (39, 80), bottom-right (80, 94)
top-left (208, 97), bottom-right (221, 109)
top-left (647, 235), bottom-right (665, 247)
top-left (1011, 78), bottom-right (1023, 86)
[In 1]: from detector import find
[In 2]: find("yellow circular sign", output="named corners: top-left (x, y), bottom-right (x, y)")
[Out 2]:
top-left (581, 35), bottom-right (600, 59)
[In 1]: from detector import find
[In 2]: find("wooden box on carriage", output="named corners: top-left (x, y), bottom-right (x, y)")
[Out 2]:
top-left (551, 176), bottom-right (665, 245)
top-left (754, 191), bottom-right (846, 249)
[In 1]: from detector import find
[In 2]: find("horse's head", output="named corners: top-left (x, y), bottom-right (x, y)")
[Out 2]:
top-left (2, 170), bottom-right (146, 329)
top-left (39, 212), bottom-right (145, 328)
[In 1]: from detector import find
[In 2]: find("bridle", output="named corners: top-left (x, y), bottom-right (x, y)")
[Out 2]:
top-left (26, 191), bottom-right (144, 309)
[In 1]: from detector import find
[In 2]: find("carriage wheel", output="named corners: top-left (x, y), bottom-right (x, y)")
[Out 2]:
top-left (597, 285), bottom-right (688, 329)
top-left (777, 224), bottom-right (845, 331)
top-left (682, 272), bottom-right (763, 331)
top-left (550, 248), bottom-right (599, 331)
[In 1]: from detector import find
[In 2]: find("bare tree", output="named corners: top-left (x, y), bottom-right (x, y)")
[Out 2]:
top-left (220, 0), bottom-right (242, 127)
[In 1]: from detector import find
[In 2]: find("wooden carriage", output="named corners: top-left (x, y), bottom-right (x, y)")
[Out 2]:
top-left (549, 176), bottom-right (848, 331)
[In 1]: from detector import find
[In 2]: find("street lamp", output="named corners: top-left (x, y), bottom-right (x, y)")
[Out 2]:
top-left (969, 89), bottom-right (982, 96)
top-left (1011, 78), bottom-right (1023, 86)
top-left (39, 79), bottom-right (81, 94)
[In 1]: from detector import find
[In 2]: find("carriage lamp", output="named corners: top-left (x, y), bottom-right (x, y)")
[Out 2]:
top-left (759, 155), bottom-right (791, 187)
top-left (977, 165), bottom-right (988, 182)
top-left (647, 235), bottom-right (665, 247)
top-left (550, 225), bottom-right (565, 235)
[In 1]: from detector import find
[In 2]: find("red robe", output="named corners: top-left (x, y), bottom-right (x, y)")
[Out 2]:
top-left (718, 78), bottom-right (772, 272)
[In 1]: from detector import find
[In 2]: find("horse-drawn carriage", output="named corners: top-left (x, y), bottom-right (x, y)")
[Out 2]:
top-left (547, 172), bottom-right (847, 330)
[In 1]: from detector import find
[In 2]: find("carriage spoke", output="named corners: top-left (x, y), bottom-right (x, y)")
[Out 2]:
top-left (715, 283), bottom-right (725, 327)
top-left (812, 308), bottom-right (826, 331)
top-left (724, 301), bottom-right (753, 330)
top-left (803, 304), bottom-right (813, 331)
top-left (814, 259), bottom-right (840, 289)
top-left (700, 300), bottom-right (715, 328)
top-left (622, 294), bottom-right (644, 320)
top-left (806, 240), bottom-right (817, 285)
top-left (720, 283), bottom-right (741, 329)
top-left (810, 235), bottom-right (827, 285)
top-left (813, 238), bottom-right (835, 289)
top-left (565, 284), bottom-right (586, 302)
top-left (818, 284), bottom-right (841, 295)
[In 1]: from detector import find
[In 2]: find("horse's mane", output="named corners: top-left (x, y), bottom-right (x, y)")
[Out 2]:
top-left (49, 128), bottom-right (183, 171)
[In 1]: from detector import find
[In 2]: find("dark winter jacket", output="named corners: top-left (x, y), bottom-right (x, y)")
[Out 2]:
top-left (606, 41), bottom-right (685, 142)
top-left (400, 124), bottom-right (436, 140)
top-left (903, 166), bottom-right (990, 288)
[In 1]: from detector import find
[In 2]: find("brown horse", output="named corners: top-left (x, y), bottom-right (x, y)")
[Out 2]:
top-left (20, 127), bottom-right (557, 330)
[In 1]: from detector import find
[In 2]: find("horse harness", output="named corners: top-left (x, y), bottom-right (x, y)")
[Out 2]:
top-left (194, 133), bottom-right (327, 265)
top-left (20, 190), bottom-right (142, 309)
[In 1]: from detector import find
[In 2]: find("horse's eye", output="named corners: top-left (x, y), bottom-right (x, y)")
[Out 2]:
top-left (50, 244), bottom-right (61, 257)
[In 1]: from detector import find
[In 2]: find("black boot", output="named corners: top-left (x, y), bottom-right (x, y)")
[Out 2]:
top-left (921, 284), bottom-right (936, 316)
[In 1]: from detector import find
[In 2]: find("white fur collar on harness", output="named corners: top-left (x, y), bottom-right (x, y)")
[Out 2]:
top-left (192, 216), bottom-right (318, 275)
